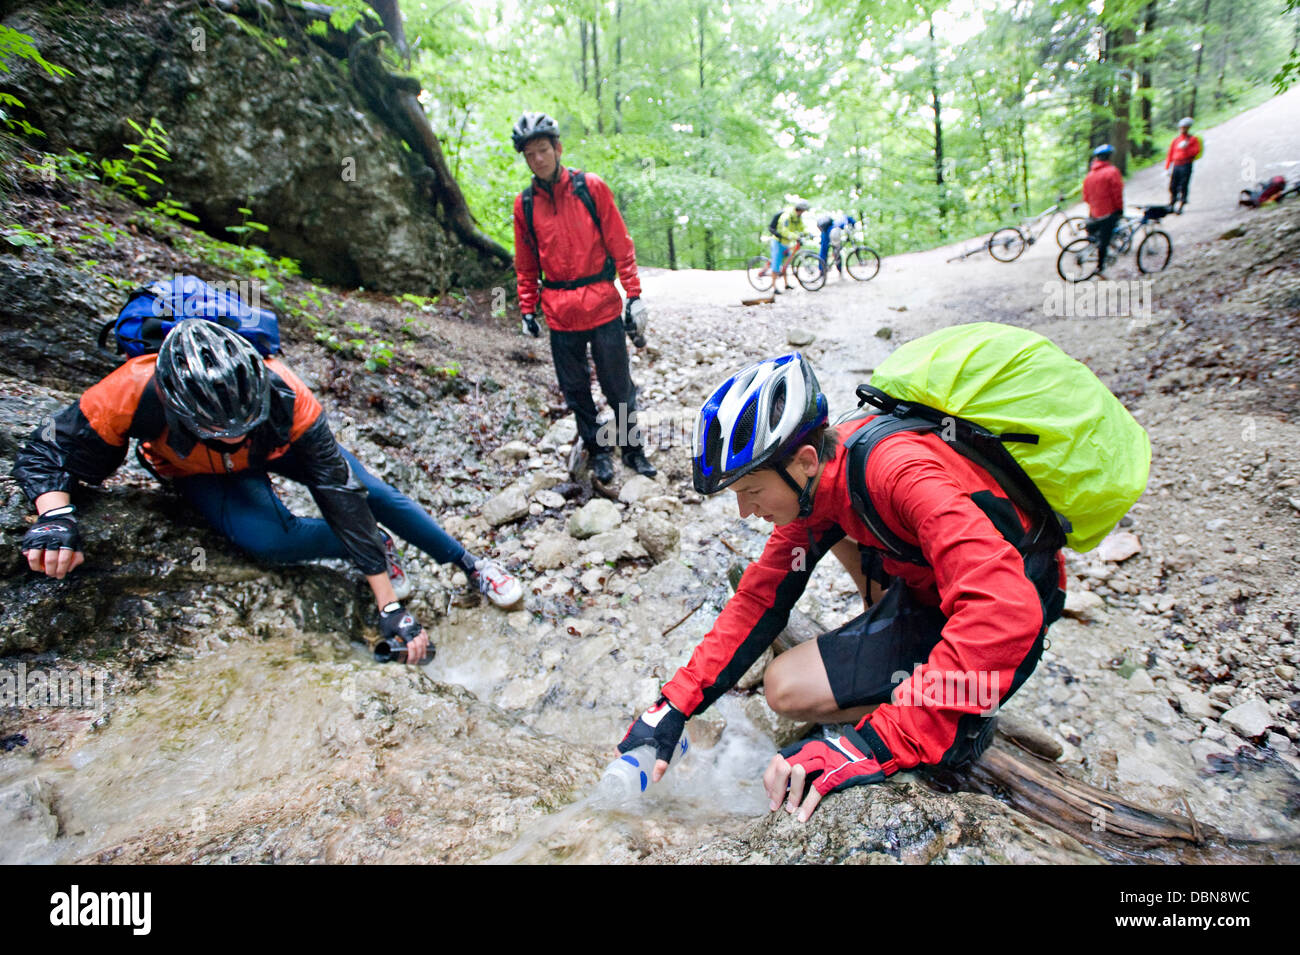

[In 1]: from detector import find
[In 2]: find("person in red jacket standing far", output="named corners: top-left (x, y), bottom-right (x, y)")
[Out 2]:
top-left (511, 112), bottom-right (655, 485)
top-left (1165, 117), bottom-right (1202, 214)
top-left (1082, 143), bottom-right (1125, 277)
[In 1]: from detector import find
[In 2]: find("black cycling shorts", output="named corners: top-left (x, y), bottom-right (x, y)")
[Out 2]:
top-left (817, 577), bottom-right (948, 710)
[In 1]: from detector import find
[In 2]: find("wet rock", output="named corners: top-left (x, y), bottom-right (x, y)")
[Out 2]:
top-left (0, 777), bottom-right (59, 864)
top-left (530, 535), bottom-right (578, 571)
top-left (1126, 669), bottom-right (1156, 694)
top-left (1176, 690), bottom-right (1218, 720)
top-left (736, 647), bottom-right (774, 692)
top-left (580, 567), bottom-right (609, 593)
top-left (535, 490), bottom-right (565, 510)
top-left (687, 715), bottom-right (727, 750)
top-left (786, 328), bottom-right (816, 347)
top-left (996, 714), bottom-right (1064, 761)
top-left (491, 440), bottom-right (533, 463)
top-left (635, 513), bottom-right (680, 563)
top-left (1062, 590), bottom-right (1107, 622)
top-left (1096, 531), bottom-right (1141, 562)
top-left (582, 529), bottom-right (647, 562)
top-left (539, 418), bottom-right (578, 451)
top-left (481, 485), bottom-right (531, 527)
top-left (568, 499), bottom-right (621, 539)
top-left (646, 779), bottom-right (1101, 864)
top-left (618, 475), bottom-right (660, 504)
top-left (1220, 699), bottom-right (1273, 739)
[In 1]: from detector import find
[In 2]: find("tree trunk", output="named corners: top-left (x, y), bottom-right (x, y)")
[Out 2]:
top-left (580, 20), bottom-right (589, 93)
top-left (614, 0), bottom-right (623, 133)
top-left (929, 17), bottom-right (946, 233)
top-left (592, 16), bottom-right (604, 134)
top-left (1111, 25), bottom-right (1136, 174)
top-left (1135, 1), bottom-right (1156, 159)
top-left (1190, 0), bottom-right (1212, 119)
top-left (666, 225), bottom-right (677, 270)
top-left (703, 227), bottom-right (715, 270)
top-left (343, 4), bottom-right (509, 268)
top-left (1090, 26), bottom-right (1109, 149)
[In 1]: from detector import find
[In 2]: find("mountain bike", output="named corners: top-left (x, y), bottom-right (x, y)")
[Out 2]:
top-left (986, 195), bottom-right (1081, 262)
top-left (1056, 205), bottom-right (1172, 282)
top-left (747, 236), bottom-right (824, 292)
top-left (836, 227), bottom-right (881, 281)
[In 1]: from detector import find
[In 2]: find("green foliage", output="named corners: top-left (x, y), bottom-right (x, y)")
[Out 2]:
top-left (2, 224), bottom-right (52, 248)
top-left (225, 203), bottom-right (270, 246)
top-left (401, 0), bottom-right (1297, 264)
top-left (99, 118), bottom-right (170, 201)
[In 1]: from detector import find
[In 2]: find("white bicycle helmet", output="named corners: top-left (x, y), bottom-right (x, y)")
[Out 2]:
top-left (692, 353), bottom-right (828, 500)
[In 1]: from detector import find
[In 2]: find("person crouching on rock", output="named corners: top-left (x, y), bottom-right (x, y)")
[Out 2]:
top-left (12, 320), bottom-right (523, 663)
top-left (616, 354), bottom-right (1064, 820)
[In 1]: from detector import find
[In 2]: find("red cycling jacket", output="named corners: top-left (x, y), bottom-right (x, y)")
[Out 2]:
top-left (513, 167), bottom-right (641, 333)
top-left (1165, 134), bottom-right (1202, 169)
top-left (1083, 159), bottom-right (1125, 218)
top-left (660, 418), bottom-right (1066, 771)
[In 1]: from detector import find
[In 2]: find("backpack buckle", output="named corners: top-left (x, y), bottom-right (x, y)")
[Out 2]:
top-left (855, 384), bottom-right (896, 413)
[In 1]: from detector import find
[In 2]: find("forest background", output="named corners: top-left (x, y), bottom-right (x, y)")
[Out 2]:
top-left (408, 0), bottom-right (1299, 269)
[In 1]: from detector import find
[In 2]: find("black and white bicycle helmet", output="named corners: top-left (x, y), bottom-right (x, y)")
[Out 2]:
top-left (692, 353), bottom-right (828, 499)
top-left (155, 320), bottom-right (271, 440)
top-left (512, 112), bottom-right (560, 152)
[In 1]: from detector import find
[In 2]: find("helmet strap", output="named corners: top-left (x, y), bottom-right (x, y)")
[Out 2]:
top-left (774, 433), bottom-right (825, 520)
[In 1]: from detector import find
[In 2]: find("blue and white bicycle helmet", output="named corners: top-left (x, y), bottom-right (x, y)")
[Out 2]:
top-left (692, 353), bottom-right (828, 500)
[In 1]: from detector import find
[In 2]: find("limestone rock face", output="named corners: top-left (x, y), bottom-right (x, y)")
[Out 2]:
top-left (2, 1), bottom-right (499, 292)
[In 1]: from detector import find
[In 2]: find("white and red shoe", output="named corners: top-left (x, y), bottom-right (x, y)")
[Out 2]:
top-left (471, 557), bottom-right (523, 609)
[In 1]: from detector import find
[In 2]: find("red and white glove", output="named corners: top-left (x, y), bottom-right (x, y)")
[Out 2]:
top-left (778, 722), bottom-right (897, 796)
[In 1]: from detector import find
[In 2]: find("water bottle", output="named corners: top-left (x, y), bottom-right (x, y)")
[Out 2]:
top-left (599, 737), bottom-right (689, 798)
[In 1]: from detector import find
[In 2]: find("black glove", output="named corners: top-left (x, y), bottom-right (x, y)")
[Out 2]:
top-left (375, 602), bottom-right (427, 662)
top-left (22, 508), bottom-right (82, 556)
top-left (618, 696), bottom-right (686, 764)
top-left (623, 297), bottom-right (647, 348)
top-left (522, 313), bottom-right (540, 338)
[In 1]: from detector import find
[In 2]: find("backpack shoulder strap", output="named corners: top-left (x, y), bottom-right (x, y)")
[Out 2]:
top-left (570, 170), bottom-right (604, 236)
top-left (843, 416), bottom-right (937, 566)
top-left (521, 184), bottom-right (537, 251)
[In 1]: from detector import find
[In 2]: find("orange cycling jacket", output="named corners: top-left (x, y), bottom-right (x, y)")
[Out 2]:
top-left (660, 418), bottom-right (1066, 771)
top-left (11, 354), bottom-right (388, 574)
top-left (513, 167), bottom-right (641, 333)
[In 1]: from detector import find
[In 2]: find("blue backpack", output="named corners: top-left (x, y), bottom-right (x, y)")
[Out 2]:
top-left (97, 274), bottom-right (280, 359)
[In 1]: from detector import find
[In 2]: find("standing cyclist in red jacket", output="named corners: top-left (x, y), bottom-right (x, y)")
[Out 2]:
top-left (1164, 117), bottom-right (1202, 214)
top-left (511, 112), bottom-right (655, 485)
top-left (1082, 143), bottom-right (1125, 278)
top-left (617, 354), bottom-right (1064, 820)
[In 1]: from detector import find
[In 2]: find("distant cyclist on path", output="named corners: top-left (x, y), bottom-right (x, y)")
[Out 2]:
top-left (1164, 117), bottom-right (1202, 214)
top-left (1082, 144), bottom-right (1125, 277)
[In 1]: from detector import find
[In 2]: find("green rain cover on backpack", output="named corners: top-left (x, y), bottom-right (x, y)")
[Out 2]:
top-left (868, 322), bottom-right (1151, 553)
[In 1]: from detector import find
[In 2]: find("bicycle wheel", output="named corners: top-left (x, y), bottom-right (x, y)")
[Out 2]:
top-left (792, 250), bottom-right (826, 291)
top-left (1056, 216), bottom-right (1088, 248)
top-left (1136, 229), bottom-right (1172, 274)
top-left (1056, 238), bottom-right (1100, 283)
top-left (988, 227), bottom-right (1026, 262)
top-left (844, 246), bottom-right (881, 281)
top-left (746, 255), bottom-right (774, 291)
